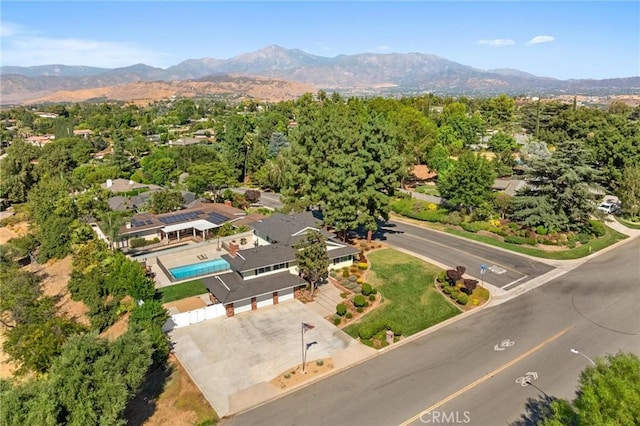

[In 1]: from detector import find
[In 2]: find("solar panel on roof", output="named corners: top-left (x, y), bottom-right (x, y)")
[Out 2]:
top-left (207, 212), bottom-right (229, 225)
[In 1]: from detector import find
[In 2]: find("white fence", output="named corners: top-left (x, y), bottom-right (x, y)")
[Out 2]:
top-left (163, 303), bottom-right (226, 331)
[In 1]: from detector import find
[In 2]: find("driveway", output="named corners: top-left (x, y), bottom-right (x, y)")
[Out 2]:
top-left (170, 300), bottom-right (374, 417)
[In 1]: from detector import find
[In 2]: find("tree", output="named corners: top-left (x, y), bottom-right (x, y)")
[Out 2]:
top-left (426, 143), bottom-right (452, 173)
top-left (616, 165), bottom-right (640, 219)
top-left (511, 140), bottom-right (601, 232)
top-left (437, 152), bottom-right (496, 212)
top-left (244, 189), bottom-right (261, 204)
top-left (267, 132), bottom-right (289, 158)
top-left (293, 229), bottom-right (329, 294)
top-left (0, 139), bottom-right (40, 203)
top-left (146, 189), bottom-right (184, 214)
top-left (488, 132), bottom-right (518, 153)
top-left (534, 352), bottom-right (640, 426)
top-left (184, 161), bottom-right (236, 200)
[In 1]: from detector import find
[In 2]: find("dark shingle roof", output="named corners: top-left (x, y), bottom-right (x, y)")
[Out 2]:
top-left (249, 211), bottom-right (332, 245)
top-left (202, 271), bottom-right (306, 304)
top-left (223, 244), bottom-right (296, 273)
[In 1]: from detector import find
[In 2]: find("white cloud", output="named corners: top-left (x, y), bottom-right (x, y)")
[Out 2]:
top-left (476, 39), bottom-right (516, 47)
top-left (0, 21), bottom-right (25, 37)
top-left (525, 35), bottom-right (555, 46)
top-left (376, 45), bottom-right (391, 52)
top-left (0, 21), bottom-right (169, 68)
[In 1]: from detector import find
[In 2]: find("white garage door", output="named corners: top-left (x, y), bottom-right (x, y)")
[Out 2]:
top-left (279, 288), bottom-right (294, 301)
top-left (235, 298), bottom-right (252, 314)
top-left (256, 293), bottom-right (273, 308)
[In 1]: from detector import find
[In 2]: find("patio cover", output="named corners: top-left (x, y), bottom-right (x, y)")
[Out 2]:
top-left (161, 219), bottom-right (219, 233)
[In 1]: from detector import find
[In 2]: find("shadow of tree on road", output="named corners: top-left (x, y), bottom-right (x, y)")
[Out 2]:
top-left (510, 394), bottom-right (561, 426)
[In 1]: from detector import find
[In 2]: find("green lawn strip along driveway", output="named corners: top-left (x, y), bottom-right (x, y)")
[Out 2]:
top-left (414, 185), bottom-right (440, 197)
top-left (344, 249), bottom-right (460, 340)
top-left (159, 279), bottom-right (207, 303)
top-left (615, 217), bottom-right (640, 230)
top-left (445, 226), bottom-right (627, 260)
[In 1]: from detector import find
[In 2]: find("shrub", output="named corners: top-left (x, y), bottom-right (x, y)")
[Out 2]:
top-left (342, 269), bottom-right (350, 278)
top-left (284, 373), bottom-right (291, 379)
top-left (348, 275), bottom-right (358, 282)
top-left (340, 279), bottom-right (350, 286)
top-left (525, 237), bottom-right (538, 246)
top-left (588, 219), bottom-right (606, 237)
top-left (329, 270), bottom-right (337, 278)
top-left (444, 212), bottom-right (463, 226)
top-left (436, 271), bottom-right (447, 283)
top-left (358, 323), bottom-right (377, 340)
top-left (504, 235), bottom-right (527, 245)
top-left (359, 242), bottom-right (368, 248)
top-left (371, 288), bottom-right (378, 295)
top-left (345, 312), bottom-right (353, 319)
top-left (356, 307), bottom-right (364, 313)
top-left (361, 282), bottom-right (372, 296)
top-left (316, 359), bottom-right (324, 366)
top-left (455, 293), bottom-right (469, 305)
top-left (357, 262), bottom-right (368, 270)
top-left (567, 240), bottom-right (577, 249)
top-left (577, 233), bottom-right (591, 244)
top-left (536, 226), bottom-right (548, 235)
top-left (461, 221), bottom-right (490, 233)
top-left (340, 292), bottom-right (349, 299)
top-left (442, 285), bottom-right (453, 295)
top-left (336, 303), bottom-right (347, 316)
top-left (129, 237), bottom-right (148, 248)
top-left (353, 295), bottom-right (366, 307)
top-left (333, 316), bottom-right (342, 325)
top-left (508, 222), bottom-right (519, 230)
top-left (369, 294), bottom-right (376, 302)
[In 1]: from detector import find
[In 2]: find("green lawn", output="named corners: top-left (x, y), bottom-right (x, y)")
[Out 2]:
top-left (159, 279), bottom-right (208, 303)
top-left (414, 184), bottom-right (440, 197)
top-left (615, 216), bottom-right (640, 230)
top-left (343, 249), bottom-right (460, 339)
top-left (446, 226), bottom-right (627, 260)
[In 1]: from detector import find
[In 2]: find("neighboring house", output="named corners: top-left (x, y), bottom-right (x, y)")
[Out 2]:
top-left (193, 129), bottom-right (214, 139)
top-left (492, 179), bottom-right (527, 196)
top-left (113, 202), bottom-right (246, 248)
top-left (101, 178), bottom-right (162, 194)
top-left (199, 211), bottom-right (359, 317)
top-left (73, 129), bottom-right (93, 139)
top-left (107, 186), bottom-right (197, 213)
top-left (25, 135), bottom-right (55, 147)
top-left (170, 137), bottom-right (200, 146)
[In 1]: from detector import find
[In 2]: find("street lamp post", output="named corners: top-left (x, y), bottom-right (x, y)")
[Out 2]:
top-left (570, 348), bottom-right (596, 366)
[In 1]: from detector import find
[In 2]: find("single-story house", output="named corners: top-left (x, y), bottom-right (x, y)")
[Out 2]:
top-left (73, 129), bottom-right (94, 139)
top-left (101, 178), bottom-right (163, 194)
top-left (199, 211), bottom-right (359, 317)
top-left (113, 202), bottom-right (246, 248)
top-left (492, 179), bottom-right (527, 196)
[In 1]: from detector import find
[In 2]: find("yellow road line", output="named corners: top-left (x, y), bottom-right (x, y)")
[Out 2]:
top-left (398, 325), bottom-right (575, 426)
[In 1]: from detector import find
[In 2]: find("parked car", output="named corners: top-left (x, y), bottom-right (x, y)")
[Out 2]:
top-left (597, 202), bottom-right (619, 214)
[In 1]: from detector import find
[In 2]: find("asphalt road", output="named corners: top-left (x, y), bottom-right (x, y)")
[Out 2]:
top-left (231, 187), bottom-right (284, 210)
top-left (222, 237), bottom-right (640, 426)
top-left (231, 188), bottom-right (552, 290)
top-left (377, 220), bottom-right (554, 289)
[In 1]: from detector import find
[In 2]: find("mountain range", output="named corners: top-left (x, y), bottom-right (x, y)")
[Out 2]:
top-left (1, 45), bottom-right (639, 104)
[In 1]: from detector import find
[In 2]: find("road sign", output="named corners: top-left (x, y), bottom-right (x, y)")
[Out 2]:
top-left (481, 264), bottom-right (486, 275)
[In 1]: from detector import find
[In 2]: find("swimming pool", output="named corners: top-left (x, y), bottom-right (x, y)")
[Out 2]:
top-left (169, 258), bottom-right (230, 280)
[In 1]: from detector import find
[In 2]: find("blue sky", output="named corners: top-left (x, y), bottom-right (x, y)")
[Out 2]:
top-left (1, 1), bottom-right (638, 79)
